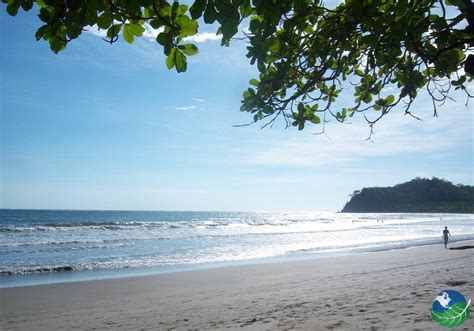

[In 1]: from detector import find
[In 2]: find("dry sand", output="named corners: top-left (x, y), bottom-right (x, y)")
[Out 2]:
top-left (1, 241), bottom-right (473, 330)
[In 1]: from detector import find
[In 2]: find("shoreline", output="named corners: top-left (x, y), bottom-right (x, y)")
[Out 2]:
top-left (1, 240), bottom-right (473, 330)
top-left (2, 238), bottom-right (474, 289)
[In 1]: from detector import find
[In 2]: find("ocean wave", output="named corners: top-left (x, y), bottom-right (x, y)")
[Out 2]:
top-left (0, 238), bottom-right (130, 248)
top-left (0, 219), bottom-right (459, 244)
top-left (2, 235), bottom-right (474, 276)
top-left (0, 260), bottom-right (164, 275)
top-left (0, 222), bottom-right (168, 232)
top-left (0, 218), bottom-right (338, 233)
top-left (0, 226), bottom-right (397, 248)
top-left (0, 265), bottom-right (76, 275)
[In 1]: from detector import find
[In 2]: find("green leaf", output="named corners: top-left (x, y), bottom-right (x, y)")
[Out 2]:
top-left (156, 31), bottom-right (173, 55)
top-left (171, 1), bottom-right (180, 20)
top-left (431, 301), bottom-right (471, 328)
top-left (218, 12), bottom-right (240, 39)
top-left (249, 78), bottom-right (259, 86)
top-left (174, 50), bottom-right (187, 73)
top-left (159, 3), bottom-right (172, 18)
top-left (21, 0), bottom-right (33, 11)
top-left (221, 37), bottom-right (230, 47)
top-left (166, 48), bottom-right (176, 69)
top-left (6, 2), bottom-right (21, 16)
top-left (149, 19), bottom-right (162, 29)
top-left (310, 115), bottom-right (320, 124)
top-left (452, 75), bottom-right (467, 87)
top-left (128, 24), bottom-right (145, 37)
top-left (85, 4), bottom-right (98, 25)
top-left (49, 37), bottom-right (66, 53)
top-left (35, 25), bottom-right (48, 41)
top-left (178, 43), bottom-right (198, 56)
top-left (239, 2), bottom-right (252, 18)
top-left (190, 0), bottom-right (206, 19)
top-left (177, 4), bottom-right (188, 16)
top-left (97, 12), bottom-right (113, 29)
top-left (176, 16), bottom-right (198, 37)
top-left (362, 93), bottom-right (372, 104)
top-left (445, 0), bottom-right (464, 6)
top-left (123, 25), bottom-right (134, 44)
top-left (386, 95), bottom-right (395, 105)
top-left (204, 2), bottom-right (218, 24)
top-left (36, 0), bottom-right (47, 8)
top-left (435, 49), bottom-right (465, 75)
top-left (297, 102), bottom-right (305, 113)
top-left (262, 105), bottom-right (273, 114)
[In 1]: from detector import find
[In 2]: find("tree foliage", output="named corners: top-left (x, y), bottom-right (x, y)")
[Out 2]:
top-left (342, 177), bottom-right (474, 213)
top-left (3, 0), bottom-right (474, 131)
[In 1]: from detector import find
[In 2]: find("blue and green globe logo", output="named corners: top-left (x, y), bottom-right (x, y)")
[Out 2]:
top-left (431, 290), bottom-right (471, 328)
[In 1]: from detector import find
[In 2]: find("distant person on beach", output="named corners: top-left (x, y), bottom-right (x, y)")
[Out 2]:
top-left (443, 226), bottom-right (451, 249)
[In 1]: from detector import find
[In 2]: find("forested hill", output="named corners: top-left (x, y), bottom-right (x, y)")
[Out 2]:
top-left (341, 178), bottom-right (474, 213)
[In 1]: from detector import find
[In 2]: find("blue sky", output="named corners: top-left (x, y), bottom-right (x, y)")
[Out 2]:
top-left (1, 8), bottom-right (473, 211)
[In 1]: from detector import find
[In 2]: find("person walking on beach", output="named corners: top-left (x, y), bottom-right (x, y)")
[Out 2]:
top-left (442, 226), bottom-right (451, 249)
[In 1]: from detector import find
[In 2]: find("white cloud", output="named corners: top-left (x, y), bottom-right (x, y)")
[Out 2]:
top-left (142, 23), bottom-right (164, 41)
top-left (85, 25), bottom-right (107, 38)
top-left (184, 32), bottom-right (222, 43)
top-left (192, 98), bottom-right (205, 102)
top-left (140, 26), bottom-right (221, 43)
top-left (175, 106), bottom-right (196, 111)
top-left (85, 24), bottom-right (221, 44)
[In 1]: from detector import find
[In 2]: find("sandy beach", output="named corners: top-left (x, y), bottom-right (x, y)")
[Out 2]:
top-left (1, 241), bottom-right (473, 330)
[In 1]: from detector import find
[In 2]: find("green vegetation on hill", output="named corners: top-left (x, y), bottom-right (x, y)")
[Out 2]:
top-left (342, 178), bottom-right (474, 213)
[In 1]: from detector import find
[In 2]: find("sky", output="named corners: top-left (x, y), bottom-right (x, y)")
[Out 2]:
top-left (0, 7), bottom-right (473, 212)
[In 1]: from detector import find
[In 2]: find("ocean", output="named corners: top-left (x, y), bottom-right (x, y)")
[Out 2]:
top-left (1, 209), bottom-right (473, 288)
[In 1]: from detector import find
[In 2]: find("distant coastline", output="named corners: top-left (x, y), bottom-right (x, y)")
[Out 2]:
top-left (342, 177), bottom-right (474, 213)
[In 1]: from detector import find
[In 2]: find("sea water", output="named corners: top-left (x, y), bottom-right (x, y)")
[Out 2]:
top-left (1, 209), bottom-right (473, 287)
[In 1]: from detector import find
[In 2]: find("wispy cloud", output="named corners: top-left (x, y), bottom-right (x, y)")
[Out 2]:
top-left (119, 188), bottom-right (208, 194)
top-left (192, 98), bottom-right (205, 102)
top-left (175, 105), bottom-right (196, 111)
top-left (237, 99), bottom-right (472, 168)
